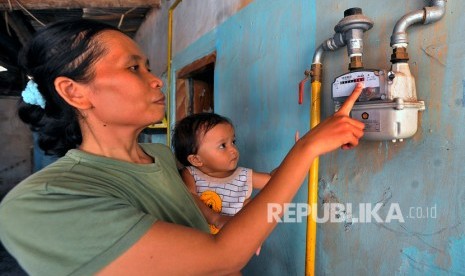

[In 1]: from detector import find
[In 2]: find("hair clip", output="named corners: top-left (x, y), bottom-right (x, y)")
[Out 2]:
top-left (21, 79), bottom-right (45, 109)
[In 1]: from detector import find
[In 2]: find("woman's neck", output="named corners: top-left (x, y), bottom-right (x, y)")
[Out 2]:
top-left (79, 142), bottom-right (153, 164)
top-left (79, 122), bottom-right (153, 164)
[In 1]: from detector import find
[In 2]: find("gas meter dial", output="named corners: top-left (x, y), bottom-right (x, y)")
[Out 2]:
top-left (332, 70), bottom-right (386, 102)
top-left (332, 69), bottom-right (425, 142)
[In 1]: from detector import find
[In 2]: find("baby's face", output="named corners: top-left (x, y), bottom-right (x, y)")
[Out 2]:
top-left (195, 123), bottom-right (239, 176)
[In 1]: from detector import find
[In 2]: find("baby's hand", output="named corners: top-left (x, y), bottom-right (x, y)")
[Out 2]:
top-left (295, 131), bottom-right (300, 143)
top-left (215, 214), bottom-right (232, 229)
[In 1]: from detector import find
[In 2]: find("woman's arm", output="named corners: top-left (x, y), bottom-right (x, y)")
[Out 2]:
top-left (98, 84), bottom-right (365, 275)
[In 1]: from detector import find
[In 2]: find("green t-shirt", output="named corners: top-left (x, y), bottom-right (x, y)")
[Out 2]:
top-left (0, 143), bottom-right (209, 276)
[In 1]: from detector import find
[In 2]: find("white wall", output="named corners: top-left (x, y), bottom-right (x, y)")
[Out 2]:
top-left (135, 0), bottom-right (253, 76)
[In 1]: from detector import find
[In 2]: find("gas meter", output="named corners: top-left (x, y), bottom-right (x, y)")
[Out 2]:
top-left (332, 65), bottom-right (425, 142)
top-left (302, 4), bottom-right (442, 142)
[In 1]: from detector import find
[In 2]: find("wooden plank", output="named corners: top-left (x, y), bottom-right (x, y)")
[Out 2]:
top-left (4, 11), bottom-right (33, 46)
top-left (0, 0), bottom-right (161, 10)
top-left (177, 52), bottom-right (217, 78)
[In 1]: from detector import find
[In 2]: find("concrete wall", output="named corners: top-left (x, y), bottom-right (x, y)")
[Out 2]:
top-left (0, 97), bottom-right (32, 197)
top-left (137, 0), bottom-right (465, 275)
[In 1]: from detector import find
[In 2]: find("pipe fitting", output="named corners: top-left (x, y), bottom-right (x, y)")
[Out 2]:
top-left (310, 63), bottom-right (322, 83)
top-left (334, 8), bottom-right (373, 70)
top-left (390, 10), bottom-right (424, 46)
top-left (323, 32), bottom-right (346, 51)
top-left (312, 33), bottom-right (345, 64)
top-left (424, 0), bottom-right (446, 24)
top-left (311, 8), bottom-right (373, 67)
top-left (349, 56), bottom-right (363, 70)
top-left (390, 47), bottom-right (409, 63)
top-left (334, 8), bottom-right (374, 34)
top-left (390, 0), bottom-right (446, 46)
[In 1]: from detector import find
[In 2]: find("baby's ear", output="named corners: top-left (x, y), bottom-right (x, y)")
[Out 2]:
top-left (187, 154), bottom-right (203, 167)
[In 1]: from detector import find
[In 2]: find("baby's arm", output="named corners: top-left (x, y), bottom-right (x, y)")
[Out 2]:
top-left (180, 168), bottom-right (230, 229)
top-left (251, 171), bottom-right (271, 190)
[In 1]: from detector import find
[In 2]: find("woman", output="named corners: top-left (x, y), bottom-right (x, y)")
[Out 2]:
top-left (0, 19), bottom-right (365, 275)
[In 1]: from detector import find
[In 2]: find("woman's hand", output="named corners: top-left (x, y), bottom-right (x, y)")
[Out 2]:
top-left (299, 83), bottom-right (365, 156)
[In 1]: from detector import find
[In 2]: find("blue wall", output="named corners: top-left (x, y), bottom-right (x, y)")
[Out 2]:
top-left (172, 0), bottom-right (465, 275)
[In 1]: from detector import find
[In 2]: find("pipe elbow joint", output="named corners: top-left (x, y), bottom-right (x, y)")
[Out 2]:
top-left (390, 0), bottom-right (446, 47)
top-left (313, 33), bottom-right (346, 64)
top-left (423, 4), bottom-right (446, 24)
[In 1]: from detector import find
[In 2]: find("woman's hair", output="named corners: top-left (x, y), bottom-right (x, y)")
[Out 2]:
top-left (172, 112), bottom-right (233, 166)
top-left (18, 19), bottom-right (119, 157)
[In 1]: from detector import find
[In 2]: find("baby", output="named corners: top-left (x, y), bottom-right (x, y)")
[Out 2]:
top-left (172, 113), bottom-right (271, 235)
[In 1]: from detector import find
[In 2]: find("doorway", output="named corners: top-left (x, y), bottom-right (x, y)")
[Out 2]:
top-left (175, 52), bottom-right (215, 121)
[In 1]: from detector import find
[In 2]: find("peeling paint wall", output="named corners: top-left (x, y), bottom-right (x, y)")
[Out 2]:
top-left (137, 0), bottom-right (465, 275)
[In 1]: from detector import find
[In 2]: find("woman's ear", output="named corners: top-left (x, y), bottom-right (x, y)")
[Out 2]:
top-left (54, 76), bottom-right (92, 109)
top-left (187, 154), bottom-right (203, 167)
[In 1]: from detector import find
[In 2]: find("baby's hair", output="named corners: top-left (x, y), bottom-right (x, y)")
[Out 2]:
top-left (172, 113), bottom-right (233, 166)
top-left (17, 19), bottom-right (120, 156)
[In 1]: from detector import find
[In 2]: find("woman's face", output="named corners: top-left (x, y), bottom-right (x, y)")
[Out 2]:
top-left (85, 30), bottom-right (165, 130)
